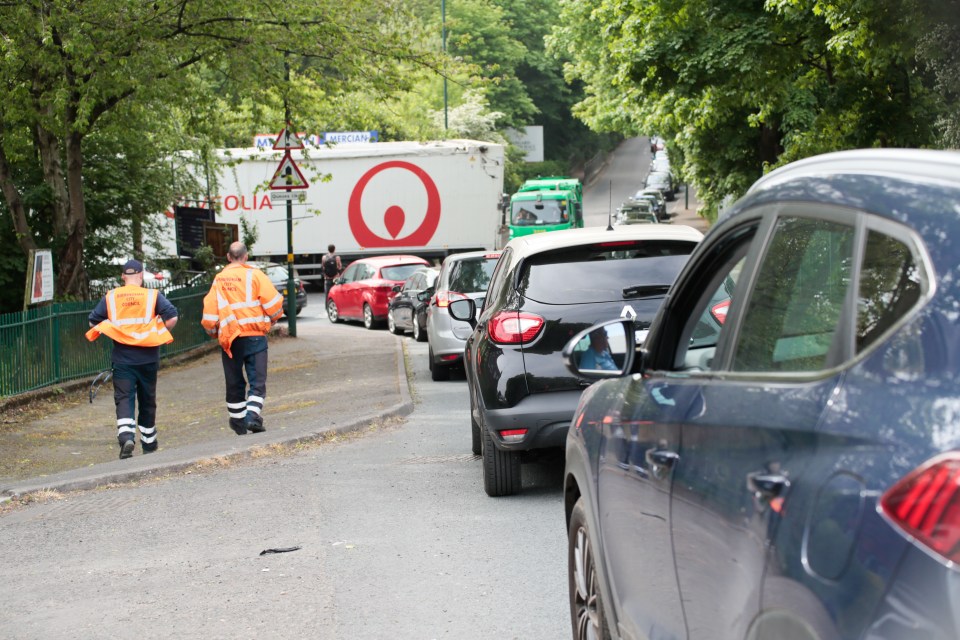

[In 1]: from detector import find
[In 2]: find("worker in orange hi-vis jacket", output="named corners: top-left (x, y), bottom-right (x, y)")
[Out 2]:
top-left (87, 259), bottom-right (179, 459)
top-left (201, 242), bottom-right (284, 436)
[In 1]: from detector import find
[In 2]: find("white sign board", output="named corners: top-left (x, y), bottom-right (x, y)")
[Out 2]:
top-left (27, 249), bottom-right (54, 304)
top-left (505, 126), bottom-right (544, 163)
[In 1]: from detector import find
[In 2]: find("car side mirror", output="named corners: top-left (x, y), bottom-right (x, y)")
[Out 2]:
top-left (562, 319), bottom-right (637, 379)
top-left (448, 298), bottom-right (477, 329)
top-left (417, 288), bottom-right (433, 302)
top-left (392, 284), bottom-right (402, 293)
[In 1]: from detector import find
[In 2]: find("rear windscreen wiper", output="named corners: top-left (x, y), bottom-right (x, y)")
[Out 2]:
top-left (622, 284), bottom-right (671, 299)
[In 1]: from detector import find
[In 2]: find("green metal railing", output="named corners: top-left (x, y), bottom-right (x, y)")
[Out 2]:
top-left (0, 285), bottom-right (212, 398)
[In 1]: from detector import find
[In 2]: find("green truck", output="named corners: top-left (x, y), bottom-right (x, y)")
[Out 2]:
top-left (508, 176), bottom-right (584, 238)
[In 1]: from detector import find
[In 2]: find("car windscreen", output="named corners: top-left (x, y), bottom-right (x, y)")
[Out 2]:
top-left (519, 240), bottom-right (696, 304)
top-left (447, 258), bottom-right (499, 293)
top-left (512, 200), bottom-right (566, 225)
top-left (381, 264), bottom-right (427, 281)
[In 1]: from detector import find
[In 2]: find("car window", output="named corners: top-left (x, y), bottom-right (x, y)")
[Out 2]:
top-left (483, 248), bottom-right (512, 311)
top-left (263, 265), bottom-right (288, 282)
top-left (732, 217), bottom-right (855, 372)
top-left (856, 229), bottom-right (923, 353)
top-left (381, 264), bottom-right (427, 281)
top-left (519, 240), bottom-right (697, 305)
top-left (446, 258), bottom-right (499, 293)
top-left (341, 264), bottom-right (359, 283)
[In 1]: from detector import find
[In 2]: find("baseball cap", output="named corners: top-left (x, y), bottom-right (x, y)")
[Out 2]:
top-left (122, 259), bottom-right (143, 274)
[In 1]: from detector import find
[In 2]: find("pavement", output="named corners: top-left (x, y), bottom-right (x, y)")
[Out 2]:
top-left (0, 319), bottom-right (413, 501)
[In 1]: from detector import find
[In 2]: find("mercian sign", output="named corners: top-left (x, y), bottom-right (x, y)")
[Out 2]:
top-left (254, 131), bottom-right (379, 149)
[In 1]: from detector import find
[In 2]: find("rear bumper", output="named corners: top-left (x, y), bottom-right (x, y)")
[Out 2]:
top-left (482, 390), bottom-right (582, 452)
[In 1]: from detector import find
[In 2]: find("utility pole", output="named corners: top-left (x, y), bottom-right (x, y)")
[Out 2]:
top-left (442, 0), bottom-right (448, 130)
top-left (283, 59), bottom-right (297, 337)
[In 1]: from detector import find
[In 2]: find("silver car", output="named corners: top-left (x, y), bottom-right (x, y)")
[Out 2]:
top-left (426, 249), bottom-right (502, 381)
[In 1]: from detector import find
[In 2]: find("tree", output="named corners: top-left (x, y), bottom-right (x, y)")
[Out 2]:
top-left (0, 0), bottom-right (436, 300)
top-left (550, 0), bottom-right (952, 218)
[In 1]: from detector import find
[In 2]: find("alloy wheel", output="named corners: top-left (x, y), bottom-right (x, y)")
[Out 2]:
top-left (573, 524), bottom-right (602, 640)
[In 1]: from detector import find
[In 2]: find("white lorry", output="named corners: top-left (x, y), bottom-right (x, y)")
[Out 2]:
top-left (165, 139), bottom-right (505, 284)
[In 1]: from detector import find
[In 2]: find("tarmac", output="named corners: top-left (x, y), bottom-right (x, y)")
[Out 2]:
top-left (0, 319), bottom-right (413, 502)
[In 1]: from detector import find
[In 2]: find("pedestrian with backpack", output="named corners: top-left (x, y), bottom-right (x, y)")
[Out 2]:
top-left (322, 244), bottom-right (342, 295)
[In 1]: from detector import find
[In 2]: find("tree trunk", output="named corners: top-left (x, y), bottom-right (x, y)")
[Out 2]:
top-left (56, 130), bottom-right (89, 300)
top-left (0, 141), bottom-right (38, 256)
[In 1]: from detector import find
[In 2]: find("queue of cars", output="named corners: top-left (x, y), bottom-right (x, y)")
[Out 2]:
top-left (320, 146), bottom-right (960, 640)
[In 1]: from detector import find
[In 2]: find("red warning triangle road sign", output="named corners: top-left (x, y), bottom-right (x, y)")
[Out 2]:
top-left (269, 152), bottom-right (309, 190)
top-left (272, 127), bottom-right (305, 151)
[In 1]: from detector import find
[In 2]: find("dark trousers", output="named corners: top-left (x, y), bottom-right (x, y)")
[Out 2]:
top-left (112, 362), bottom-right (160, 452)
top-left (324, 278), bottom-right (335, 294)
top-left (222, 336), bottom-right (268, 427)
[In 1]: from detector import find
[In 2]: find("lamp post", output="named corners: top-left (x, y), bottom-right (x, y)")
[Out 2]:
top-left (442, 0), bottom-right (448, 130)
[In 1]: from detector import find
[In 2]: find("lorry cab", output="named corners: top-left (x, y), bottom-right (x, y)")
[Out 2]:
top-left (509, 176), bottom-right (584, 238)
top-left (509, 189), bottom-right (582, 238)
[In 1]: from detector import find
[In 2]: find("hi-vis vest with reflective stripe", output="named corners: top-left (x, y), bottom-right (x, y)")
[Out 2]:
top-left (201, 263), bottom-right (283, 358)
top-left (85, 286), bottom-right (173, 347)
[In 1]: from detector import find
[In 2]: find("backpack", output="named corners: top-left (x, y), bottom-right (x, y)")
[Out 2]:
top-left (322, 254), bottom-right (339, 278)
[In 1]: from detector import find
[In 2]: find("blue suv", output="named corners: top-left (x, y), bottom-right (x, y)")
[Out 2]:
top-left (563, 149), bottom-right (960, 640)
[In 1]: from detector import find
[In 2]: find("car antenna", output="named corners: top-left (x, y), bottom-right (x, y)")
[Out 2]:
top-left (606, 180), bottom-right (614, 231)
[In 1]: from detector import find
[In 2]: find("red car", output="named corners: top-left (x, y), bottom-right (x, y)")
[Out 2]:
top-left (326, 254), bottom-right (431, 329)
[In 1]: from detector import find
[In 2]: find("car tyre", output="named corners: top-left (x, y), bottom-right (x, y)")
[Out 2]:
top-left (429, 346), bottom-right (449, 382)
top-left (326, 299), bottom-right (341, 323)
top-left (569, 497), bottom-right (612, 640)
top-left (481, 422), bottom-right (520, 496)
top-left (412, 315), bottom-right (427, 342)
top-left (363, 303), bottom-right (378, 330)
top-left (387, 310), bottom-right (400, 334)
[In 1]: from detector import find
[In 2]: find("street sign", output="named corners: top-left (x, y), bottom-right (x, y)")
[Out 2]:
top-left (269, 152), bottom-right (309, 190)
top-left (272, 126), bottom-right (305, 151)
top-left (270, 191), bottom-right (299, 201)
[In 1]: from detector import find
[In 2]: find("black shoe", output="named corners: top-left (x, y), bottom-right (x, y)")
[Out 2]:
top-left (229, 419), bottom-right (248, 436)
top-left (245, 416), bottom-right (265, 433)
top-left (119, 440), bottom-right (135, 459)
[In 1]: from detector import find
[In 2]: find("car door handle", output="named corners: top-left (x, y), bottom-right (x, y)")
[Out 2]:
top-left (747, 472), bottom-right (790, 499)
top-left (645, 449), bottom-right (679, 468)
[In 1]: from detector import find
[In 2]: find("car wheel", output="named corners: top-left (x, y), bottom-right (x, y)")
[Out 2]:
top-left (569, 497), bottom-right (612, 640)
top-left (387, 310), bottom-right (400, 334)
top-left (326, 299), bottom-right (340, 323)
top-left (363, 303), bottom-right (378, 330)
top-left (412, 315), bottom-right (426, 342)
top-left (481, 422), bottom-right (520, 496)
top-left (471, 413), bottom-right (481, 456)
top-left (429, 346), bottom-right (449, 382)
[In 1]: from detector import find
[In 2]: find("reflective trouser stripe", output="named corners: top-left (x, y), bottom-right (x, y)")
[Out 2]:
top-left (138, 425), bottom-right (157, 444)
top-left (247, 394), bottom-right (264, 416)
top-left (227, 401), bottom-right (246, 419)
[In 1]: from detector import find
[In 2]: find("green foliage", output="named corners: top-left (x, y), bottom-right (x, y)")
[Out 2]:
top-left (551, 0), bottom-right (953, 219)
top-left (240, 216), bottom-right (260, 254)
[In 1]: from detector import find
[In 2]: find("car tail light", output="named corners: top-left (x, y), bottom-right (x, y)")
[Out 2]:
top-left (499, 429), bottom-right (527, 443)
top-left (435, 291), bottom-right (468, 308)
top-left (711, 299), bottom-right (730, 324)
top-left (488, 311), bottom-right (544, 345)
top-left (880, 453), bottom-right (960, 563)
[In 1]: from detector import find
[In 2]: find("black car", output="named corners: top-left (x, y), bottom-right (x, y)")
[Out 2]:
top-left (387, 267), bottom-right (439, 340)
top-left (449, 225), bottom-right (703, 496)
top-left (562, 148), bottom-right (960, 640)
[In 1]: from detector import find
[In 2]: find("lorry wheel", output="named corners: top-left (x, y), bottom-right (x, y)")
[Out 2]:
top-left (326, 299), bottom-right (341, 323)
top-left (363, 303), bottom-right (379, 330)
top-left (482, 424), bottom-right (521, 497)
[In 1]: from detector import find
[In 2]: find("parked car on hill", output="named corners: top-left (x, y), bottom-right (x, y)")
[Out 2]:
top-left (426, 249), bottom-right (502, 381)
top-left (645, 170), bottom-right (675, 200)
top-left (387, 267), bottom-right (439, 339)
top-left (563, 148), bottom-right (960, 640)
top-left (614, 199), bottom-right (659, 226)
top-left (326, 255), bottom-right (430, 329)
top-left (183, 261), bottom-right (307, 317)
top-left (448, 225), bottom-right (703, 496)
